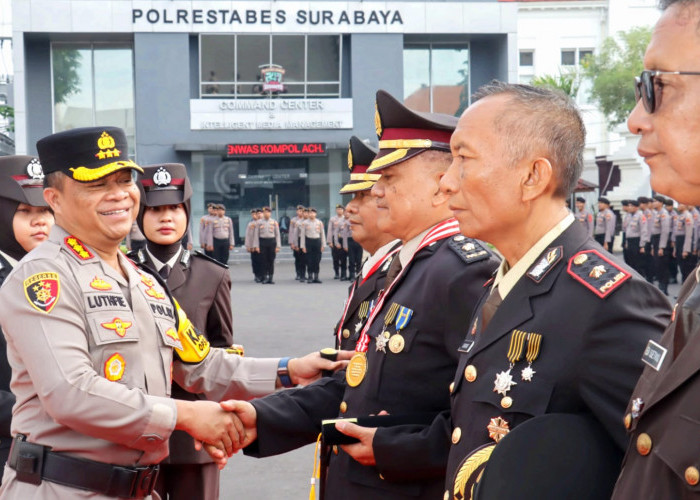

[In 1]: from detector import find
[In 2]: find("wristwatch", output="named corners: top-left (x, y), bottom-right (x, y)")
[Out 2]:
top-left (277, 356), bottom-right (294, 388)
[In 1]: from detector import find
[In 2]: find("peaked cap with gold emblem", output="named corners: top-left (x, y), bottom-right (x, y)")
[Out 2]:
top-left (139, 163), bottom-right (193, 208)
top-left (0, 155), bottom-right (49, 260)
top-left (339, 136), bottom-right (379, 194)
top-left (0, 155), bottom-right (47, 207)
top-left (368, 90), bottom-right (458, 172)
top-left (36, 126), bottom-right (143, 182)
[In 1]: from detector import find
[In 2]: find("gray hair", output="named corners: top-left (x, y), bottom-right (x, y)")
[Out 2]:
top-left (659, 0), bottom-right (695, 9)
top-left (472, 81), bottom-right (585, 198)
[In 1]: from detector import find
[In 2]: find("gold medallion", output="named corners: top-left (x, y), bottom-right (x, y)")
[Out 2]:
top-left (388, 334), bottom-right (405, 354)
top-left (346, 352), bottom-right (368, 387)
top-left (500, 396), bottom-right (513, 409)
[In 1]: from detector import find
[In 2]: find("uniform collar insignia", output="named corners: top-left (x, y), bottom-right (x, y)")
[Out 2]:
top-left (527, 246), bottom-right (563, 283)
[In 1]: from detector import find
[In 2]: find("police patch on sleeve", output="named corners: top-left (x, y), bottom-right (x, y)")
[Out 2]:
top-left (567, 249), bottom-right (631, 298)
top-left (447, 236), bottom-right (492, 264)
top-left (24, 272), bottom-right (60, 313)
top-left (173, 301), bottom-right (211, 363)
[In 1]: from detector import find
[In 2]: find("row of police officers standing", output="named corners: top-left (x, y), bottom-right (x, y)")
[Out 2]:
top-left (2, 4), bottom-right (700, 495)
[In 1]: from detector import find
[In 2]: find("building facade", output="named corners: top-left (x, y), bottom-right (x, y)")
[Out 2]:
top-left (12, 0), bottom-right (517, 242)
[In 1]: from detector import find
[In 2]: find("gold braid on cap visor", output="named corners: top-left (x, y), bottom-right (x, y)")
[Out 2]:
top-left (69, 160), bottom-right (143, 182)
top-left (339, 180), bottom-right (377, 194)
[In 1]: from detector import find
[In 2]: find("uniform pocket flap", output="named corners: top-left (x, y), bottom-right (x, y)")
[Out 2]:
top-left (653, 414), bottom-right (700, 491)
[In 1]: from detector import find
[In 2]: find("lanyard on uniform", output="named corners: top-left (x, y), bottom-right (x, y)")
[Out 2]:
top-left (335, 247), bottom-right (400, 344)
top-left (354, 218), bottom-right (460, 353)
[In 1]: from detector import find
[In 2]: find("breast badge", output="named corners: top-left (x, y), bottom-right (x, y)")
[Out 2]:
top-left (23, 272), bottom-right (60, 314)
top-left (101, 317), bottom-right (133, 337)
top-left (89, 276), bottom-right (112, 291)
top-left (104, 353), bottom-right (126, 381)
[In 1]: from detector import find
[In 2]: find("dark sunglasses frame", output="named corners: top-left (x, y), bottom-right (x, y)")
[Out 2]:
top-left (635, 69), bottom-right (700, 113)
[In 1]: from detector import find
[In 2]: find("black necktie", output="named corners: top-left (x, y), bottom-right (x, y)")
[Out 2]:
top-left (481, 285), bottom-right (502, 331)
top-left (385, 256), bottom-right (403, 285)
top-left (159, 264), bottom-right (171, 280)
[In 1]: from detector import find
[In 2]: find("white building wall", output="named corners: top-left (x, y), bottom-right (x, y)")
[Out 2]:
top-left (517, 0), bottom-right (661, 204)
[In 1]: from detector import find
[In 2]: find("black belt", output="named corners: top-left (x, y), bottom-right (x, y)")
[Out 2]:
top-left (8, 435), bottom-right (159, 498)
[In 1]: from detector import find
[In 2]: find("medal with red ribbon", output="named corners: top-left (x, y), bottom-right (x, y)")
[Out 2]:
top-left (346, 219), bottom-right (460, 387)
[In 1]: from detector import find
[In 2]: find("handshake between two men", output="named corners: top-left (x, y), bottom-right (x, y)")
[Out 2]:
top-left (177, 349), bottom-right (354, 467)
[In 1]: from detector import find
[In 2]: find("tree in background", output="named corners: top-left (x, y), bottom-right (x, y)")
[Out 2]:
top-left (582, 26), bottom-right (652, 128)
top-left (531, 70), bottom-right (581, 98)
top-left (0, 105), bottom-right (13, 133)
top-left (52, 48), bottom-right (82, 104)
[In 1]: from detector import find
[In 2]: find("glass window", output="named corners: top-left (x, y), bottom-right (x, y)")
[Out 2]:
top-left (403, 47), bottom-right (431, 113)
top-left (403, 42), bottom-right (469, 116)
top-left (272, 36), bottom-right (304, 82)
top-left (561, 50), bottom-right (576, 66)
top-left (199, 35), bottom-right (342, 99)
top-left (579, 49), bottom-right (594, 64)
top-left (519, 50), bottom-right (534, 67)
top-left (307, 36), bottom-right (340, 81)
top-left (52, 43), bottom-right (135, 155)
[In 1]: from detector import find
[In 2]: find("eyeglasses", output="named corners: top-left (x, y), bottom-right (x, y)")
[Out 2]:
top-left (635, 69), bottom-right (700, 113)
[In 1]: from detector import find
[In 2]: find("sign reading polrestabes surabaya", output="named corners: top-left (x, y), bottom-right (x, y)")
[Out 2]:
top-left (109, 2), bottom-right (512, 35)
top-left (190, 98), bottom-right (353, 131)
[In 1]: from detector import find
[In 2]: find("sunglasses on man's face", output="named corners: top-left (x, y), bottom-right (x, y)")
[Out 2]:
top-left (634, 69), bottom-right (700, 114)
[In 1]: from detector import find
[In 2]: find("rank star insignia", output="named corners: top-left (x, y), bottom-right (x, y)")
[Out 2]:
top-left (493, 369), bottom-right (517, 396)
top-left (521, 366), bottom-right (536, 381)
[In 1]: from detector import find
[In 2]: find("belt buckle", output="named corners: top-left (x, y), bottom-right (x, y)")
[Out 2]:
top-left (130, 465), bottom-right (159, 498)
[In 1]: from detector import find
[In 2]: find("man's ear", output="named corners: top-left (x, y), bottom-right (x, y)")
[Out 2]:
top-left (522, 158), bottom-right (553, 202)
top-left (43, 187), bottom-right (61, 215)
top-left (432, 171), bottom-right (451, 207)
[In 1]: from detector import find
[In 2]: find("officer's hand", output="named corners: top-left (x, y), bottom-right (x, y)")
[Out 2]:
top-left (336, 421), bottom-right (377, 466)
top-left (302, 248), bottom-right (307, 253)
top-left (196, 441), bottom-right (229, 470)
top-left (175, 400), bottom-right (245, 457)
top-left (684, 251), bottom-right (689, 258)
top-left (287, 350), bottom-right (353, 386)
top-left (321, 246), bottom-right (326, 252)
top-left (275, 247), bottom-right (280, 253)
top-left (640, 247), bottom-right (645, 254)
top-left (604, 242), bottom-right (609, 251)
top-left (659, 248), bottom-right (664, 256)
top-left (219, 400), bottom-right (258, 448)
top-left (187, 243), bottom-right (193, 250)
top-left (229, 245), bottom-right (234, 250)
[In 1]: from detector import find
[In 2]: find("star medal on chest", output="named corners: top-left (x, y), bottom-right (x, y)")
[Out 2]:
top-left (389, 305), bottom-right (413, 354)
top-left (521, 333), bottom-right (542, 382)
top-left (376, 302), bottom-right (400, 353)
top-left (493, 329), bottom-right (528, 407)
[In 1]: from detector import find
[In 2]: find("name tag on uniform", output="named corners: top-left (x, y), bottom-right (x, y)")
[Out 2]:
top-left (458, 339), bottom-right (475, 353)
top-left (642, 339), bottom-right (667, 371)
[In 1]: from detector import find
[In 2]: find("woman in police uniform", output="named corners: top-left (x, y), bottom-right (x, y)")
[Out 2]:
top-left (0, 156), bottom-right (54, 480)
top-left (134, 163), bottom-right (233, 500)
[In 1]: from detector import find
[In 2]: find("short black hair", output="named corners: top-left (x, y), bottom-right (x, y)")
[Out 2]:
top-left (44, 171), bottom-right (66, 190)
